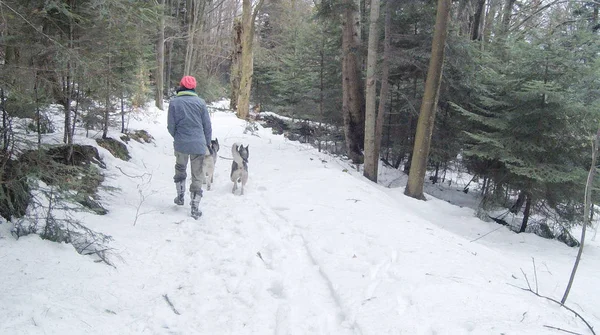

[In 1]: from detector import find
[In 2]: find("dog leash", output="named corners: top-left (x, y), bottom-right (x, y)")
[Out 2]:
top-left (218, 154), bottom-right (234, 160)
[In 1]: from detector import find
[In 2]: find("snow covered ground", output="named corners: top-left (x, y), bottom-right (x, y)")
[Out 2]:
top-left (1, 100), bottom-right (599, 335)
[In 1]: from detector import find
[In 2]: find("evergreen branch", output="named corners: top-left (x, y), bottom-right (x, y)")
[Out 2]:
top-left (0, 1), bottom-right (68, 51)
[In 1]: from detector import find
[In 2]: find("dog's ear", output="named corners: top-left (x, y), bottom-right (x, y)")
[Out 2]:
top-left (215, 138), bottom-right (219, 144)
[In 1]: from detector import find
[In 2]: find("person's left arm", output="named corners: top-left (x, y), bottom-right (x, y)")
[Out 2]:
top-left (167, 103), bottom-right (176, 138)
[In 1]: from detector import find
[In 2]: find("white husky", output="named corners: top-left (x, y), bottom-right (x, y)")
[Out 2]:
top-left (230, 143), bottom-right (249, 195)
top-left (202, 138), bottom-right (219, 190)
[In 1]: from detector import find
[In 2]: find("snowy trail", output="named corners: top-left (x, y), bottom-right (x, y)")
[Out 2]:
top-left (1, 102), bottom-right (599, 335)
top-left (102, 109), bottom-right (357, 334)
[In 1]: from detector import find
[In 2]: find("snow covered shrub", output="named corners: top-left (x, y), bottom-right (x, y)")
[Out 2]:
top-left (11, 187), bottom-right (115, 266)
top-left (16, 144), bottom-right (107, 215)
top-left (7, 144), bottom-right (114, 265)
top-left (120, 129), bottom-right (154, 144)
top-left (0, 158), bottom-right (31, 221)
top-left (96, 137), bottom-right (130, 161)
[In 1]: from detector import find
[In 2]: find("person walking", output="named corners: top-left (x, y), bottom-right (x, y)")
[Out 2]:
top-left (167, 75), bottom-right (212, 219)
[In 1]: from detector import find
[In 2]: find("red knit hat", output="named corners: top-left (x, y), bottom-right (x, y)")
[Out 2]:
top-left (180, 76), bottom-right (197, 89)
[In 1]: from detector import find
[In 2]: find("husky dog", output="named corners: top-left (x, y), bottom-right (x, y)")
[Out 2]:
top-left (230, 143), bottom-right (249, 195)
top-left (202, 138), bottom-right (220, 190)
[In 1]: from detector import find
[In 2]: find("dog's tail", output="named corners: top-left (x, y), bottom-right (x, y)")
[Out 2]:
top-left (232, 143), bottom-right (242, 161)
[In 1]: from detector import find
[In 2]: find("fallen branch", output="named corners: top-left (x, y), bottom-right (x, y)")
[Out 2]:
top-left (163, 294), bottom-right (180, 315)
top-left (507, 284), bottom-right (596, 335)
top-left (115, 166), bottom-right (151, 179)
top-left (543, 325), bottom-right (585, 335)
top-left (470, 226), bottom-right (504, 243)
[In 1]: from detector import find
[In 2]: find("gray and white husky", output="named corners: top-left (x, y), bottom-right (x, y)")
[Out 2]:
top-left (230, 143), bottom-right (249, 195)
top-left (202, 138), bottom-right (220, 190)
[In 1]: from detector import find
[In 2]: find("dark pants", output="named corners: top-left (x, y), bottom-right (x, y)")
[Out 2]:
top-left (174, 151), bottom-right (204, 194)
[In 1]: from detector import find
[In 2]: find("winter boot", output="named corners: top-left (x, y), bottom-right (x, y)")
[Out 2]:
top-left (174, 180), bottom-right (186, 205)
top-left (190, 191), bottom-right (202, 219)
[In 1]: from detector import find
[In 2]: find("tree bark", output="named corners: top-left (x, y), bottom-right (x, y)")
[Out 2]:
top-left (155, 0), bottom-right (165, 110)
top-left (103, 50), bottom-right (111, 140)
top-left (236, 0), bottom-right (265, 119)
top-left (519, 193), bottom-right (531, 233)
top-left (230, 18), bottom-right (242, 111)
top-left (561, 128), bottom-right (600, 304)
top-left (184, 0), bottom-right (203, 76)
top-left (363, 0), bottom-right (381, 182)
top-left (500, 0), bottom-right (516, 35)
top-left (405, 0), bottom-right (451, 200)
top-left (483, 0), bottom-right (500, 42)
top-left (471, 0), bottom-right (487, 41)
top-left (63, 7), bottom-right (75, 148)
top-left (373, 0), bottom-right (392, 180)
top-left (1, 88), bottom-right (8, 152)
top-left (456, 0), bottom-right (470, 36)
top-left (510, 190), bottom-right (526, 214)
top-left (341, 0), bottom-right (365, 164)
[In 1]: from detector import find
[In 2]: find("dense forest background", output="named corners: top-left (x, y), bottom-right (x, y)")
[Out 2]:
top-left (2, 0), bottom-right (600, 239)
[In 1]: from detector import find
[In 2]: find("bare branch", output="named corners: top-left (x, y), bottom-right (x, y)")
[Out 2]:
top-left (543, 325), bottom-right (585, 335)
top-left (507, 284), bottom-right (596, 335)
top-left (163, 294), bottom-right (180, 315)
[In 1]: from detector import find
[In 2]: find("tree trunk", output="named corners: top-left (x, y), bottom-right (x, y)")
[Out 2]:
top-left (236, 0), bottom-right (265, 119)
top-left (471, 0), bottom-right (487, 40)
top-left (561, 127), bottom-right (600, 304)
top-left (363, 0), bottom-right (381, 182)
top-left (63, 1), bottom-right (76, 149)
top-left (155, 0), bottom-right (165, 110)
top-left (483, 0), bottom-right (500, 43)
top-left (2, 89), bottom-right (10, 152)
top-left (184, 0), bottom-right (200, 76)
top-left (519, 193), bottom-right (531, 233)
top-left (63, 70), bottom-right (72, 146)
top-left (500, 0), bottom-right (516, 35)
top-left (1, 88), bottom-right (8, 152)
top-left (405, 0), bottom-right (451, 200)
top-left (319, 31), bottom-right (325, 124)
top-left (456, 0), bottom-right (470, 36)
top-left (72, 84), bottom-right (80, 140)
top-left (373, 0), bottom-right (392, 179)
top-left (510, 190), bottom-right (526, 214)
top-left (341, 0), bottom-right (365, 164)
top-left (230, 18), bottom-right (242, 111)
top-left (183, 0), bottom-right (206, 77)
top-left (103, 51), bottom-right (111, 140)
top-left (121, 93), bottom-right (126, 133)
top-left (34, 77), bottom-right (41, 148)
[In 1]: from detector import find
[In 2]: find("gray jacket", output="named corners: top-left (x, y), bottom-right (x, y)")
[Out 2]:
top-left (167, 90), bottom-right (212, 155)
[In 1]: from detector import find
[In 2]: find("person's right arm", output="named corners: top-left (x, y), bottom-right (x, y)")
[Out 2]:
top-left (201, 103), bottom-right (212, 145)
